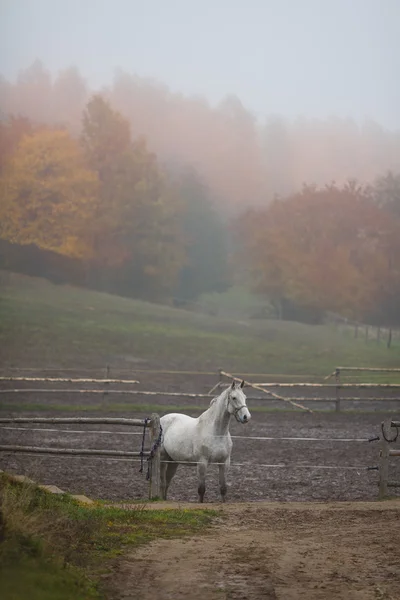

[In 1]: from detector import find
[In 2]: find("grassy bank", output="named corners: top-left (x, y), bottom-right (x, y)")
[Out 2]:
top-left (0, 473), bottom-right (215, 600)
top-left (1, 272), bottom-right (399, 375)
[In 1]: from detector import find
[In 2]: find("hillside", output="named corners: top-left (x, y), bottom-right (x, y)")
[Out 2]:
top-left (0, 272), bottom-right (399, 375)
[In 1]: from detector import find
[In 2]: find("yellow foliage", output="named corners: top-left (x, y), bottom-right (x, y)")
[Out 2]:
top-left (0, 129), bottom-right (99, 258)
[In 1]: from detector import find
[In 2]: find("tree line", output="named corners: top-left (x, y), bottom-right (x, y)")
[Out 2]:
top-left (1, 60), bottom-right (400, 213)
top-left (0, 97), bottom-right (230, 301)
top-left (1, 61), bottom-right (400, 327)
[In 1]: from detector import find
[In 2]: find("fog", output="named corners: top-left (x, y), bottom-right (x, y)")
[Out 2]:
top-left (0, 2), bottom-right (399, 336)
top-left (1, 0), bottom-right (399, 128)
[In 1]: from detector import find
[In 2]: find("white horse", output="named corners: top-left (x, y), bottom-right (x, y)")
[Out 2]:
top-left (160, 380), bottom-right (251, 502)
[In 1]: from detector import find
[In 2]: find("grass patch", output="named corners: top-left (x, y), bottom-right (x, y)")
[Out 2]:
top-left (0, 473), bottom-right (215, 600)
top-left (1, 272), bottom-right (400, 375)
top-left (1, 402), bottom-right (398, 416)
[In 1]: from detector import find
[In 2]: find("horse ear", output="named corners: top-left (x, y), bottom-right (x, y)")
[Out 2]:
top-left (240, 380), bottom-right (245, 389)
top-left (231, 380), bottom-right (236, 389)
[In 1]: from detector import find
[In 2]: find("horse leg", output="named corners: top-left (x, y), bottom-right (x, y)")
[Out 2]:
top-left (160, 460), bottom-right (168, 500)
top-left (219, 462), bottom-right (228, 502)
top-left (160, 450), bottom-right (174, 500)
top-left (165, 462), bottom-right (178, 499)
top-left (197, 461), bottom-right (207, 503)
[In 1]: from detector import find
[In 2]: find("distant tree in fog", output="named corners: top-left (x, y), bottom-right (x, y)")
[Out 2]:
top-left (175, 168), bottom-right (231, 300)
top-left (235, 183), bottom-right (400, 323)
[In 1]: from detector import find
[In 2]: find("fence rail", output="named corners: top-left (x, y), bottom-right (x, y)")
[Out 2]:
top-left (1, 389), bottom-right (400, 405)
top-left (0, 445), bottom-right (144, 457)
top-left (335, 367), bottom-right (400, 373)
top-left (321, 367), bottom-right (400, 412)
top-left (1, 369), bottom-right (400, 412)
top-left (0, 367), bottom-right (321, 378)
top-left (0, 376), bottom-right (140, 384)
top-left (0, 417), bottom-right (149, 426)
top-left (0, 415), bottom-right (161, 499)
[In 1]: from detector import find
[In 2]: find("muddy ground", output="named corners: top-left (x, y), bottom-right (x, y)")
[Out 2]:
top-left (107, 501), bottom-right (400, 600)
top-left (0, 369), bottom-right (399, 502)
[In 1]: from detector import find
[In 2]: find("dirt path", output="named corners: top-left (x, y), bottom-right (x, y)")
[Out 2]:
top-left (109, 501), bottom-right (400, 600)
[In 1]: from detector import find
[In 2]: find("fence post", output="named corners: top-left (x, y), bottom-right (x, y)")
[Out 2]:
top-left (378, 420), bottom-right (390, 500)
top-left (103, 364), bottom-right (110, 403)
top-left (149, 413), bottom-right (161, 500)
top-left (335, 368), bottom-right (341, 413)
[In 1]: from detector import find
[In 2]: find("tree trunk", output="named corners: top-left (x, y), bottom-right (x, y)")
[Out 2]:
top-left (274, 297), bottom-right (283, 320)
top-left (387, 329), bottom-right (392, 349)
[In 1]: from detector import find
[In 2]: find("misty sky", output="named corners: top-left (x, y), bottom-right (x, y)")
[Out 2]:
top-left (1, 0), bottom-right (399, 129)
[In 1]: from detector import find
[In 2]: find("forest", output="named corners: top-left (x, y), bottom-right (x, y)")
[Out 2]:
top-left (1, 61), bottom-right (399, 326)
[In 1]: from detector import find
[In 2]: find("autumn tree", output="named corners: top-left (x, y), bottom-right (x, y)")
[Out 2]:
top-left (236, 183), bottom-right (397, 321)
top-left (3, 61), bottom-right (400, 216)
top-left (81, 95), bottom-right (186, 298)
top-left (372, 171), bottom-right (400, 217)
top-left (108, 73), bottom-right (266, 213)
top-left (0, 129), bottom-right (98, 258)
top-left (0, 115), bottom-right (39, 172)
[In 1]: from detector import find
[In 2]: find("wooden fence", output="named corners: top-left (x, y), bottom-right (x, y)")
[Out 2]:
top-left (1, 366), bottom-right (400, 413)
top-left (0, 415), bottom-right (162, 499)
top-left (323, 367), bottom-right (400, 412)
top-left (325, 313), bottom-right (400, 349)
top-left (377, 419), bottom-right (400, 500)
top-left (219, 368), bottom-right (400, 413)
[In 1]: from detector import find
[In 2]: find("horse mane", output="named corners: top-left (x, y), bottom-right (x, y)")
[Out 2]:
top-left (209, 386), bottom-right (229, 406)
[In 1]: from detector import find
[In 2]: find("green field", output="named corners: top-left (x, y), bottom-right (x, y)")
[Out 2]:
top-left (1, 272), bottom-right (399, 376)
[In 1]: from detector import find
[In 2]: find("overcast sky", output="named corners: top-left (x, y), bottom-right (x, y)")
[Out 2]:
top-left (1, 0), bottom-right (399, 129)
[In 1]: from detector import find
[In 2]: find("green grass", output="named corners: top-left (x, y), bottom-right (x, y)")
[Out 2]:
top-left (197, 285), bottom-right (272, 317)
top-left (1, 271), bottom-right (399, 375)
top-left (1, 558), bottom-right (98, 600)
top-left (0, 473), bottom-right (215, 600)
top-left (1, 402), bottom-right (398, 416)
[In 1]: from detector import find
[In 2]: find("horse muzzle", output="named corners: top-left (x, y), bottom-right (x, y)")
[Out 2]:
top-left (235, 406), bottom-right (251, 424)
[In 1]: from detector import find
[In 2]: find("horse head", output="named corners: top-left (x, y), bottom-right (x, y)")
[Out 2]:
top-left (227, 380), bottom-right (251, 424)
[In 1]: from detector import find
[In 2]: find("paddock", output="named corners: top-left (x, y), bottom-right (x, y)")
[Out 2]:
top-left (0, 366), bottom-right (399, 503)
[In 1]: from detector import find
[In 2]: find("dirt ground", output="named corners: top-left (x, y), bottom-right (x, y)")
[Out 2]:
top-left (0, 370), bottom-right (399, 502)
top-left (108, 500), bottom-right (400, 600)
top-left (1, 371), bottom-right (400, 599)
top-left (0, 409), bottom-right (399, 503)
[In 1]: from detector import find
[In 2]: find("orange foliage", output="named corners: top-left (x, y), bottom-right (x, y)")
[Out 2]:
top-left (237, 184), bottom-right (399, 319)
